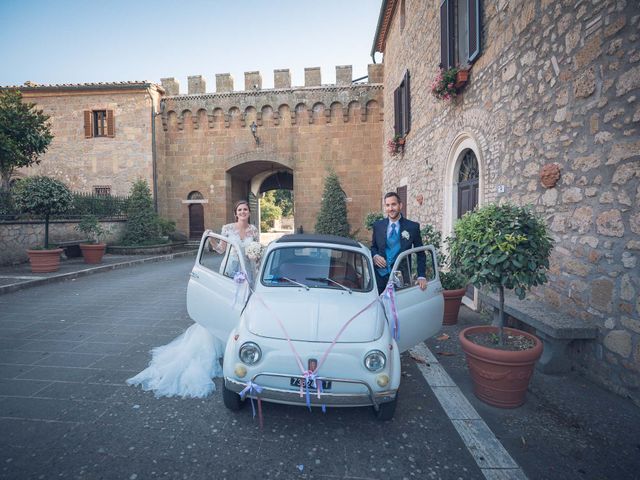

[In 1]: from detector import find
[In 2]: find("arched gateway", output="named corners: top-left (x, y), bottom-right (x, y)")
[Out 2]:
top-left (156, 67), bottom-right (384, 240)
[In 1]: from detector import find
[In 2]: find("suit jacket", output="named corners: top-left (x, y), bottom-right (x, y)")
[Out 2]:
top-left (371, 216), bottom-right (426, 278)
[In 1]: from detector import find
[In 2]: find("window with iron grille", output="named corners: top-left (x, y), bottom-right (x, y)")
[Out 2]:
top-left (84, 110), bottom-right (114, 138)
top-left (393, 70), bottom-right (411, 138)
top-left (440, 0), bottom-right (482, 70)
top-left (94, 185), bottom-right (111, 196)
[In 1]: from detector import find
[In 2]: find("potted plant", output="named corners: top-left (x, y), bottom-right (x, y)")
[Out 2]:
top-left (448, 203), bottom-right (554, 408)
top-left (420, 224), bottom-right (468, 325)
top-left (13, 176), bottom-right (73, 272)
top-left (430, 66), bottom-right (459, 101)
top-left (76, 215), bottom-right (107, 264)
top-left (387, 134), bottom-right (405, 156)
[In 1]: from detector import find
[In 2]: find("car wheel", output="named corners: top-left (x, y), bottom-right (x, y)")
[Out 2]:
top-left (373, 395), bottom-right (397, 421)
top-left (222, 382), bottom-right (245, 411)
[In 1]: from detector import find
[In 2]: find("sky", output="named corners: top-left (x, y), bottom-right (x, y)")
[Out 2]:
top-left (0, 0), bottom-right (384, 92)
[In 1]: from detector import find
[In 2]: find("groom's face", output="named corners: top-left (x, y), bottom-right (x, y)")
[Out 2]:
top-left (384, 196), bottom-right (402, 221)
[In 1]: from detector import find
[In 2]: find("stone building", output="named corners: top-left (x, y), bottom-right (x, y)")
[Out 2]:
top-left (157, 66), bottom-right (383, 238)
top-left (373, 0), bottom-right (639, 402)
top-left (5, 67), bottom-right (384, 240)
top-left (10, 82), bottom-right (163, 197)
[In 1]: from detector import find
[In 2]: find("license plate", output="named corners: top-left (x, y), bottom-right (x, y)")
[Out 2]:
top-left (290, 377), bottom-right (332, 390)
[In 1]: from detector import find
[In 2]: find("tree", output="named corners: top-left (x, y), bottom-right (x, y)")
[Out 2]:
top-left (0, 90), bottom-right (53, 191)
top-left (12, 176), bottom-right (73, 248)
top-left (448, 203), bottom-right (553, 343)
top-left (273, 189), bottom-right (293, 217)
top-left (259, 191), bottom-right (282, 232)
top-left (121, 180), bottom-right (160, 245)
top-left (315, 171), bottom-right (350, 238)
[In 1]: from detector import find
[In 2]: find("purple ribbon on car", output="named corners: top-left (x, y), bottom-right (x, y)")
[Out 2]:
top-left (232, 271), bottom-right (248, 307)
top-left (382, 282), bottom-right (400, 340)
top-left (300, 370), bottom-right (326, 413)
top-left (240, 380), bottom-right (263, 420)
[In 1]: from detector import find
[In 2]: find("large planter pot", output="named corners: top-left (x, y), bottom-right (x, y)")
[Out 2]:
top-left (80, 243), bottom-right (106, 264)
top-left (442, 288), bottom-right (466, 325)
top-left (26, 248), bottom-right (63, 273)
top-left (459, 325), bottom-right (543, 408)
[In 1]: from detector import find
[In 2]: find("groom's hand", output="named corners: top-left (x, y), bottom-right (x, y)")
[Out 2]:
top-left (373, 254), bottom-right (386, 268)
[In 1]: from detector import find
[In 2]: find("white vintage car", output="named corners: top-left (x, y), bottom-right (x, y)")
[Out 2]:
top-left (187, 232), bottom-right (444, 420)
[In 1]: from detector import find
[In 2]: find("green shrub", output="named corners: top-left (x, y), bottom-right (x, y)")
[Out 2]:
top-left (13, 176), bottom-right (72, 248)
top-left (315, 171), bottom-right (350, 238)
top-left (448, 203), bottom-right (554, 340)
top-left (121, 180), bottom-right (161, 245)
top-left (76, 215), bottom-right (106, 244)
top-left (364, 211), bottom-right (384, 231)
top-left (156, 217), bottom-right (176, 237)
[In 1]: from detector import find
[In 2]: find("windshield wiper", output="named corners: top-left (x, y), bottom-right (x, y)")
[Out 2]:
top-left (277, 276), bottom-right (310, 290)
top-left (305, 277), bottom-right (352, 294)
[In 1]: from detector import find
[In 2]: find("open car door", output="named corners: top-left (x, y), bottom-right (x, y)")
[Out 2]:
top-left (388, 245), bottom-right (444, 352)
top-left (186, 230), bottom-right (250, 341)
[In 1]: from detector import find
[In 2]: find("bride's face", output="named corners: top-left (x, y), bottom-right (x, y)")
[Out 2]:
top-left (236, 204), bottom-right (250, 221)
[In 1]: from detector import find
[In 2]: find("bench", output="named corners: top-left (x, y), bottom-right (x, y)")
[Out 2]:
top-left (479, 291), bottom-right (598, 374)
top-left (56, 239), bottom-right (88, 258)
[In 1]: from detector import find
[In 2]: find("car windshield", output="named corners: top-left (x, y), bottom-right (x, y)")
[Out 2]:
top-left (261, 246), bottom-right (373, 292)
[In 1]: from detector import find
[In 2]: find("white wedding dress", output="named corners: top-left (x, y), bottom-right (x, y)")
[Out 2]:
top-left (127, 223), bottom-right (260, 398)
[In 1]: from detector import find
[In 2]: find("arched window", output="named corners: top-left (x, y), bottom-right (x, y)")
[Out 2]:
top-left (188, 191), bottom-right (204, 200)
top-left (457, 149), bottom-right (479, 218)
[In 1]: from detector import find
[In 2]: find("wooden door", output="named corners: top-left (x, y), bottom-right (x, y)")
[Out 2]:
top-left (189, 204), bottom-right (204, 240)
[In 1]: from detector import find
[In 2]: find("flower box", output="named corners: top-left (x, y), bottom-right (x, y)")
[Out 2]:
top-left (455, 69), bottom-right (469, 89)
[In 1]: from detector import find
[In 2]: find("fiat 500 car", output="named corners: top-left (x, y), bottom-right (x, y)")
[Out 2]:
top-left (187, 232), bottom-right (444, 420)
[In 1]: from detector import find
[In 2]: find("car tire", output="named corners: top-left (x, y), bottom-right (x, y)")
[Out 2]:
top-left (222, 382), bottom-right (245, 411)
top-left (373, 394), bottom-right (397, 421)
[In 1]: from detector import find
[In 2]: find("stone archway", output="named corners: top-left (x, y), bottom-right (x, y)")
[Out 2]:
top-left (226, 161), bottom-right (294, 236)
top-left (187, 191), bottom-right (205, 239)
top-left (443, 133), bottom-right (485, 308)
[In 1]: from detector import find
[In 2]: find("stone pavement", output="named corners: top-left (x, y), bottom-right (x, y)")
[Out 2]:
top-left (0, 246), bottom-right (198, 294)
top-left (0, 254), bottom-right (639, 479)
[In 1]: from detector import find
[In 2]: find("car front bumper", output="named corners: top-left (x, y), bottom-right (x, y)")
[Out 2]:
top-left (225, 373), bottom-right (397, 408)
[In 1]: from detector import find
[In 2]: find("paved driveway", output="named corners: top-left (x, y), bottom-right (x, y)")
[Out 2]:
top-left (1, 256), bottom-right (485, 479)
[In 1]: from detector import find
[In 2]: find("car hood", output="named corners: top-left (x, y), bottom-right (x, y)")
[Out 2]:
top-left (244, 289), bottom-right (385, 342)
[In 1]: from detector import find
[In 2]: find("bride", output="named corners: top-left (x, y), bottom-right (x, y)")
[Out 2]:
top-left (127, 200), bottom-right (260, 398)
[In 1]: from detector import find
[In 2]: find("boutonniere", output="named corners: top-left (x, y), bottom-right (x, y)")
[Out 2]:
top-left (401, 230), bottom-right (410, 240)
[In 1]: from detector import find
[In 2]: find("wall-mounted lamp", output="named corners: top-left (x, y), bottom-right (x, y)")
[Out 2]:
top-left (250, 121), bottom-right (260, 145)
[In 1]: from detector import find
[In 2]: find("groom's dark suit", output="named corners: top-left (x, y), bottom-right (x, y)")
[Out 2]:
top-left (371, 216), bottom-right (426, 294)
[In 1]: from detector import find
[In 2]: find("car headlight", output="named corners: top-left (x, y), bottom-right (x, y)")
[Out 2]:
top-left (239, 342), bottom-right (262, 365)
top-left (364, 350), bottom-right (386, 372)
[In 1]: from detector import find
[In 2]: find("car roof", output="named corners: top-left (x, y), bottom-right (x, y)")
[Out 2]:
top-left (275, 234), bottom-right (361, 248)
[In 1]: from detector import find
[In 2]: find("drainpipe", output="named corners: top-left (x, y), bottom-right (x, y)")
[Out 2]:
top-left (148, 88), bottom-right (159, 212)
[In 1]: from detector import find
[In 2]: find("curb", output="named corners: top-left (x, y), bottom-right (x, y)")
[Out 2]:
top-left (0, 249), bottom-right (198, 296)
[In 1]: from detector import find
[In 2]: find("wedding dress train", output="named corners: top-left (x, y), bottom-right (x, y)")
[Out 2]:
top-left (127, 323), bottom-right (225, 398)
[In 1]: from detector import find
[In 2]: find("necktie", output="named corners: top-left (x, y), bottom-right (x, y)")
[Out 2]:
top-left (389, 223), bottom-right (397, 240)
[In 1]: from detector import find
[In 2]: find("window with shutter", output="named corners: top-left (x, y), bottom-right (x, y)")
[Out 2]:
top-left (84, 111), bottom-right (92, 138)
top-left (106, 110), bottom-right (115, 137)
top-left (440, 0), bottom-right (481, 68)
top-left (397, 186), bottom-right (407, 218)
top-left (393, 71), bottom-right (411, 138)
top-left (468, 0), bottom-right (481, 62)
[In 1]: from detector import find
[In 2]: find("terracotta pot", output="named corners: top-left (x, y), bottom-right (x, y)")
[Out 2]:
top-left (26, 248), bottom-right (63, 273)
top-left (455, 69), bottom-right (469, 88)
top-left (442, 288), bottom-right (466, 325)
top-left (80, 243), bottom-right (106, 264)
top-left (459, 325), bottom-right (543, 408)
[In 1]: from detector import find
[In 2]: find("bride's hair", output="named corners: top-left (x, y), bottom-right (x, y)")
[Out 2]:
top-left (234, 200), bottom-right (251, 220)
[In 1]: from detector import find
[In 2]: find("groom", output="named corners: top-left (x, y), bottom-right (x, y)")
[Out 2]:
top-left (371, 192), bottom-right (427, 295)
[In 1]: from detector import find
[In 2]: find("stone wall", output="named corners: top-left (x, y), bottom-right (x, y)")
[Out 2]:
top-left (381, 0), bottom-right (639, 402)
top-left (0, 221), bottom-right (125, 265)
top-left (157, 66), bottom-right (384, 239)
top-left (16, 87), bottom-right (158, 196)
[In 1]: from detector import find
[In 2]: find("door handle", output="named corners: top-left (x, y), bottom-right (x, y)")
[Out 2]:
top-left (190, 271), bottom-right (199, 279)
